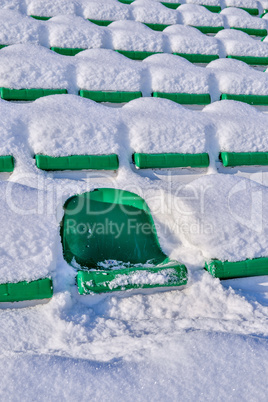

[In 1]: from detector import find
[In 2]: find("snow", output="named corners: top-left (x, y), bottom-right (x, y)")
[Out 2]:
top-left (178, 4), bottom-right (224, 27)
top-left (220, 7), bottom-right (267, 29)
top-left (0, 181), bottom-right (58, 283)
top-left (164, 24), bottom-right (222, 55)
top-left (27, 95), bottom-right (121, 156)
top-left (75, 48), bottom-right (145, 91)
top-left (109, 20), bottom-right (166, 52)
top-left (225, 0), bottom-right (259, 8)
top-left (0, 2), bottom-right (267, 399)
top-left (204, 100), bottom-right (268, 152)
top-left (144, 53), bottom-right (211, 93)
top-left (206, 58), bottom-right (268, 96)
top-left (216, 28), bottom-right (268, 57)
top-left (131, 0), bottom-right (179, 24)
top-left (123, 97), bottom-right (209, 153)
top-left (108, 268), bottom-right (179, 288)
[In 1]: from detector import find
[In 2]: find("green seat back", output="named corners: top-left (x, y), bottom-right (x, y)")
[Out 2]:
top-left (61, 188), bottom-right (167, 268)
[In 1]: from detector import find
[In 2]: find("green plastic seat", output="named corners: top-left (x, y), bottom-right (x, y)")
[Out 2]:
top-left (0, 156), bottom-right (14, 172)
top-left (79, 90), bottom-right (142, 103)
top-left (191, 26), bottom-right (224, 34)
top-left (173, 53), bottom-right (219, 63)
top-left (50, 47), bottom-right (86, 56)
top-left (221, 93), bottom-right (268, 105)
top-left (133, 152), bottom-right (210, 168)
top-left (30, 15), bottom-right (51, 20)
top-left (0, 88), bottom-right (68, 101)
top-left (115, 50), bottom-right (162, 60)
top-left (230, 27), bottom-right (267, 37)
top-left (205, 258), bottom-right (268, 279)
top-left (35, 154), bottom-right (119, 171)
top-left (143, 22), bottom-right (170, 31)
top-left (61, 188), bottom-right (187, 294)
top-left (220, 152), bottom-right (268, 167)
top-left (227, 55), bottom-right (268, 66)
top-left (88, 19), bottom-right (113, 26)
top-left (152, 92), bottom-right (211, 105)
top-left (0, 278), bottom-right (53, 303)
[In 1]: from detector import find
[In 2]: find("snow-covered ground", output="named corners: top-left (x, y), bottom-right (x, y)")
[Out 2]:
top-left (0, 1), bottom-right (267, 401)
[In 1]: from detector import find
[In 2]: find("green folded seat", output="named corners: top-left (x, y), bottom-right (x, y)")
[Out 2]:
top-left (50, 47), bottom-right (86, 56)
top-left (143, 23), bottom-right (170, 31)
top-left (191, 26), bottom-right (224, 34)
top-left (0, 155), bottom-right (14, 172)
top-left (205, 258), bottom-right (268, 279)
top-left (230, 27), bottom-right (267, 37)
top-left (115, 50), bottom-right (162, 60)
top-left (173, 53), bottom-right (219, 63)
top-left (0, 278), bottom-right (53, 303)
top-left (227, 55), bottom-right (268, 66)
top-left (79, 90), bottom-right (142, 103)
top-left (133, 152), bottom-right (210, 168)
top-left (221, 93), bottom-right (268, 105)
top-left (35, 154), bottom-right (119, 171)
top-left (61, 188), bottom-right (188, 294)
top-left (220, 152), bottom-right (268, 167)
top-left (88, 19), bottom-right (113, 26)
top-left (152, 92), bottom-right (211, 105)
top-left (0, 88), bottom-right (68, 101)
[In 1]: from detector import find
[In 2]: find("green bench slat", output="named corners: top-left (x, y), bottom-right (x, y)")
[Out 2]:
top-left (88, 19), bottom-right (112, 26)
top-left (191, 26), bottom-right (224, 34)
top-left (205, 258), bottom-right (268, 279)
top-left (77, 264), bottom-right (188, 294)
top-left (220, 151), bottom-right (268, 167)
top-left (0, 278), bottom-right (53, 303)
top-left (134, 152), bottom-right (210, 168)
top-left (231, 27), bottom-right (267, 37)
top-left (227, 55), bottom-right (268, 65)
top-left (79, 90), bottom-right (142, 103)
top-left (30, 15), bottom-right (51, 20)
top-left (0, 156), bottom-right (14, 172)
top-left (35, 154), bottom-right (119, 171)
top-left (50, 47), bottom-right (86, 56)
top-left (173, 53), bottom-right (219, 63)
top-left (115, 49), bottom-right (162, 60)
top-left (203, 5), bottom-right (221, 13)
top-left (143, 22), bottom-right (170, 31)
top-left (221, 93), bottom-right (268, 105)
top-left (0, 88), bottom-right (68, 101)
top-left (152, 92), bottom-right (211, 105)
top-left (161, 2), bottom-right (180, 9)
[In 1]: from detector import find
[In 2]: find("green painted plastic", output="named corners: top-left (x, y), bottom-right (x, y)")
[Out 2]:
top-left (51, 47), bottom-right (85, 56)
top-left (77, 263), bottom-right (188, 294)
top-left (0, 44), bottom-right (7, 49)
top-left (191, 26), bottom-right (224, 34)
top-left (227, 55), bottom-right (268, 65)
top-left (220, 152), bottom-right (268, 167)
top-left (0, 156), bottom-right (14, 172)
top-left (261, 10), bottom-right (268, 18)
top-left (221, 93), bottom-right (268, 105)
top-left (205, 258), bottom-right (268, 279)
top-left (0, 278), bottom-right (53, 303)
top-left (117, 0), bottom-right (134, 3)
top-left (35, 154), bottom-right (119, 171)
top-left (30, 15), bottom-right (51, 20)
top-left (61, 188), bottom-right (187, 294)
top-left (203, 5), bottom-right (221, 13)
top-left (143, 22), bottom-right (170, 31)
top-left (161, 2), bottom-right (180, 9)
top-left (88, 19), bottom-right (112, 26)
top-left (231, 27), bottom-right (267, 37)
top-left (152, 92), bottom-right (211, 105)
top-left (115, 50), bottom-right (161, 60)
top-left (0, 88), bottom-right (68, 101)
top-left (79, 90), bottom-right (142, 103)
top-left (134, 152), bottom-right (210, 168)
top-left (173, 53), bottom-right (219, 63)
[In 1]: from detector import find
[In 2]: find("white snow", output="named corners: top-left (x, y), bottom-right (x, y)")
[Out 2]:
top-left (178, 4), bottom-right (224, 27)
top-left (220, 7), bottom-right (267, 29)
top-left (80, 0), bottom-right (132, 21)
top-left (164, 24), bottom-right (222, 55)
top-left (131, 0), bottom-right (179, 24)
top-left (0, 181), bottom-right (58, 283)
top-left (206, 58), bottom-right (268, 96)
top-left (144, 53), bottom-right (211, 93)
top-left (216, 28), bottom-right (268, 57)
top-left (123, 97), bottom-right (209, 153)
